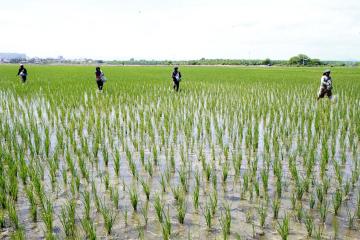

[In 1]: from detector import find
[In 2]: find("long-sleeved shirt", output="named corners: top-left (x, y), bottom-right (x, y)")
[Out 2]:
top-left (320, 75), bottom-right (332, 89)
top-left (172, 71), bottom-right (181, 81)
top-left (17, 67), bottom-right (27, 76)
top-left (95, 70), bottom-right (104, 81)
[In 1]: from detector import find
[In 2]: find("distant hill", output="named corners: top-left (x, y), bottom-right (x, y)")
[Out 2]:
top-left (0, 53), bottom-right (26, 60)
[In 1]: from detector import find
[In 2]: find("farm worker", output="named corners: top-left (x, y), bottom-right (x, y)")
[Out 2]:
top-left (317, 69), bottom-right (333, 100)
top-left (172, 66), bottom-right (182, 91)
top-left (95, 67), bottom-right (106, 91)
top-left (17, 64), bottom-right (28, 83)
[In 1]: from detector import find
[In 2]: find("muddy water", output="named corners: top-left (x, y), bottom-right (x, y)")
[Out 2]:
top-left (0, 93), bottom-right (359, 240)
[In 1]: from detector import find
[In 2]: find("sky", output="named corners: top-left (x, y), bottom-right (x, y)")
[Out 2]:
top-left (1, 0), bottom-right (359, 61)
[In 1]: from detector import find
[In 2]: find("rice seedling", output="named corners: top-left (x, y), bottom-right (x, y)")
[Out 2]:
top-left (203, 201), bottom-right (213, 230)
top-left (193, 184), bottom-right (200, 211)
top-left (100, 199), bottom-right (117, 235)
top-left (295, 203), bottom-right (303, 222)
top-left (0, 209), bottom-right (5, 228)
top-left (204, 163), bottom-right (212, 182)
top-left (176, 198), bottom-right (187, 224)
top-left (145, 160), bottom-right (153, 178)
top-left (260, 168), bottom-right (269, 192)
top-left (356, 191), bottom-right (360, 219)
top-left (159, 173), bottom-right (167, 192)
top-left (346, 206), bottom-right (356, 229)
top-left (332, 188), bottom-right (342, 216)
top-left (123, 207), bottom-right (128, 227)
top-left (25, 186), bottom-right (37, 221)
top-left (257, 203), bottom-right (267, 229)
top-left (344, 180), bottom-right (351, 197)
top-left (103, 172), bottom-right (110, 191)
top-left (162, 207), bottom-right (172, 239)
top-left (110, 186), bottom-right (119, 209)
top-left (272, 197), bottom-right (281, 219)
top-left (140, 178), bottom-right (151, 200)
top-left (314, 224), bottom-right (324, 240)
top-left (245, 208), bottom-right (254, 223)
top-left (7, 199), bottom-right (20, 230)
top-left (10, 229), bottom-right (25, 240)
top-left (113, 150), bottom-right (120, 177)
top-left (319, 200), bottom-right (329, 223)
top-left (81, 217), bottom-right (96, 240)
top-left (309, 192), bottom-right (316, 209)
top-left (276, 214), bottom-right (289, 240)
top-left (219, 202), bottom-right (231, 238)
top-left (141, 200), bottom-right (149, 226)
top-left (154, 193), bottom-right (163, 223)
top-left (92, 183), bottom-right (101, 213)
top-left (222, 161), bottom-right (229, 183)
top-left (59, 199), bottom-right (76, 237)
top-left (41, 198), bottom-right (53, 236)
top-left (171, 184), bottom-right (182, 202)
top-left (178, 165), bottom-right (189, 192)
top-left (209, 190), bottom-right (218, 215)
top-left (316, 185), bottom-right (324, 206)
top-left (129, 185), bottom-right (139, 212)
top-left (81, 190), bottom-right (91, 220)
top-left (304, 211), bottom-right (314, 237)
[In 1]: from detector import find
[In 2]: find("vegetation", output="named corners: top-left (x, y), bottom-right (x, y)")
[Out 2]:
top-left (0, 65), bottom-right (358, 239)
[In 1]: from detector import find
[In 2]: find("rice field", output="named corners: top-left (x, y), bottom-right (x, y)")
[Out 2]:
top-left (0, 65), bottom-right (359, 239)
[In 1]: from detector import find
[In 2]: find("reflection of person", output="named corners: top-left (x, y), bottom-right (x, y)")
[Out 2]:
top-left (172, 67), bottom-right (181, 91)
top-left (17, 64), bottom-right (28, 83)
top-left (95, 67), bottom-right (106, 91)
top-left (317, 69), bottom-right (333, 100)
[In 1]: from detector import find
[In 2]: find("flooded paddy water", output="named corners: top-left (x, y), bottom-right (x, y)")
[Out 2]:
top-left (0, 66), bottom-right (359, 239)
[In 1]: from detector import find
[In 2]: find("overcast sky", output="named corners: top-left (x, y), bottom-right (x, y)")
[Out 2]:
top-left (1, 0), bottom-right (359, 60)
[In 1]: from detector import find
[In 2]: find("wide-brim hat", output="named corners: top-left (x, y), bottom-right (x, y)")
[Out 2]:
top-left (323, 69), bottom-right (331, 74)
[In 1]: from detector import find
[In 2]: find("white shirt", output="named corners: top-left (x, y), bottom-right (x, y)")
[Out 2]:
top-left (320, 76), bottom-right (332, 88)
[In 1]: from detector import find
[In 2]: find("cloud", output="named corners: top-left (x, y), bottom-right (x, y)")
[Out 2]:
top-left (0, 0), bottom-right (359, 60)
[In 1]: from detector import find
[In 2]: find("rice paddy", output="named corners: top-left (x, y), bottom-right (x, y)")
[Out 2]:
top-left (0, 65), bottom-right (359, 239)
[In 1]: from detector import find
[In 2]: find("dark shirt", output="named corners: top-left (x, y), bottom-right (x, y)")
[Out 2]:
top-left (172, 71), bottom-right (181, 81)
top-left (17, 67), bottom-right (27, 76)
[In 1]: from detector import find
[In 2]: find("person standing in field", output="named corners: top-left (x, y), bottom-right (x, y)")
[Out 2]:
top-left (317, 69), bottom-right (333, 100)
top-left (172, 66), bottom-right (181, 91)
top-left (95, 66), bottom-right (106, 91)
top-left (17, 64), bottom-right (28, 83)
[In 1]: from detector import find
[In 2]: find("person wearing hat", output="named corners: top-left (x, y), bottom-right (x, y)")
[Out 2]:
top-left (95, 66), bottom-right (106, 91)
top-left (317, 69), bottom-right (333, 100)
top-left (172, 66), bottom-right (181, 91)
top-left (17, 64), bottom-right (28, 83)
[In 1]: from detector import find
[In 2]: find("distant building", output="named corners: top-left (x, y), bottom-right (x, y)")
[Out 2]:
top-left (0, 53), bottom-right (26, 62)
